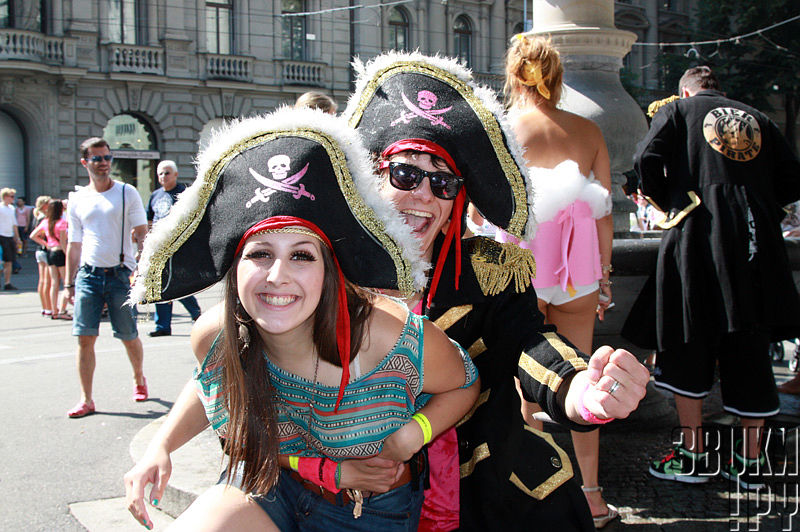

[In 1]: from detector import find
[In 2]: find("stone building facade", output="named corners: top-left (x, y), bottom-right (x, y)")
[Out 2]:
top-left (0, 0), bottom-right (707, 205)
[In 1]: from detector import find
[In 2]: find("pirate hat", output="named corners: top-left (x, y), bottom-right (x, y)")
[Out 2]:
top-left (130, 106), bottom-right (428, 307)
top-left (342, 51), bottom-right (536, 240)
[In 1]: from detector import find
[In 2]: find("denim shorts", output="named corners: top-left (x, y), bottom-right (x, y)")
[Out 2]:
top-left (250, 468), bottom-right (424, 531)
top-left (72, 265), bottom-right (138, 340)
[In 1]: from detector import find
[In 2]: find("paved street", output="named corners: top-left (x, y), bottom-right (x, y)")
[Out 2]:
top-left (2, 251), bottom-right (799, 531)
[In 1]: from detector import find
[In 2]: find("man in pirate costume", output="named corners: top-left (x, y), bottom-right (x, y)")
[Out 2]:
top-left (343, 51), bottom-right (650, 531)
top-left (622, 66), bottom-right (800, 491)
top-left (124, 107), bottom-right (481, 529)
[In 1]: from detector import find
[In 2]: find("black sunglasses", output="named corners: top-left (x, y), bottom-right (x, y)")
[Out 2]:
top-left (387, 162), bottom-right (463, 200)
top-left (88, 154), bottom-right (114, 163)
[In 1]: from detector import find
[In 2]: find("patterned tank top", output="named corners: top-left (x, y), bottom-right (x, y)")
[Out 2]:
top-left (194, 309), bottom-right (478, 459)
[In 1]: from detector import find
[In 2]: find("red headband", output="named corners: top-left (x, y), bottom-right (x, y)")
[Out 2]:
top-left (380, 139), bottom-right (461, 176)
top-left (236, 216), bottom-right (351, 411)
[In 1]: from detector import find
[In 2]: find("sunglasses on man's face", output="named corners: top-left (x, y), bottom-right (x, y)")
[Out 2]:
top-left (387, 162), bottom-right (463, 200)
top-left (88, 154), bottom-right (114, 163)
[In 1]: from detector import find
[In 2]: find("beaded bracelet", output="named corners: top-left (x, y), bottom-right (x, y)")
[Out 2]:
top-left (412, 412), bottom-right (433, 444)
top-left (577, 381), bottom-right (615, 425)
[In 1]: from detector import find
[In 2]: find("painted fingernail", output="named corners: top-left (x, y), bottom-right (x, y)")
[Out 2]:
top-left (151, 498), bottom-right (159, 506)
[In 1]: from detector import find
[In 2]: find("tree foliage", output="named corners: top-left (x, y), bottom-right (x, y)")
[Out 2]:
top-left (686, 0), bottom-right (800, 149)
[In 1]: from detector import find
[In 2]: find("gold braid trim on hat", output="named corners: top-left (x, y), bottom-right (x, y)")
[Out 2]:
top-left (647, 95), bottom-right (680, 117)
top-left (468, 238), bottom-right (535, 296)
top-left (519, 61), bottom-right (551, 100)
top-left (246, 227), bottom-right (326, 245)
top-left (347, 61), bottom-right (529, 237)
top-left (141, 129), bottom-right (415, 301)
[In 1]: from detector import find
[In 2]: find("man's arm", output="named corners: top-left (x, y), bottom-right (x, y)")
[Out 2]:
top-left (132, 223), bottom-right (147, 260)
top-left (634, 105), bottom-right (677, 211)
top-left (64, 241), bottom-right (81, 297)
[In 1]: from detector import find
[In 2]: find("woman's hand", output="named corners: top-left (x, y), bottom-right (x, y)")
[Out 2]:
top-left (596, 280), bottom-right (613, 321)
top-left (339, 456), bottom-right (404, 493)
top-left (378, 419), bottom-right (424, 463)
top-left (124, 445), bottom-right (172, 530)
top-left (573, 346), bottom-right (649, 421)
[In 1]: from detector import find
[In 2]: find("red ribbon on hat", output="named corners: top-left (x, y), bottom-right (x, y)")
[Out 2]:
top-left (380, 139), bottom-right (464, 309)
top-left (236, 216), bottom-right (351, 411)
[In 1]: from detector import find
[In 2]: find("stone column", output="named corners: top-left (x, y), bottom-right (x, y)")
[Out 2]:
top-left (531, 0), bottom-right (648, 233)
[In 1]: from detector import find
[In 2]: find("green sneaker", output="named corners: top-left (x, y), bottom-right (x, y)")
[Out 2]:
top-left (721, 452), bottom-right (766, 491)
top-left (649, 445), bottom-right (712, 484)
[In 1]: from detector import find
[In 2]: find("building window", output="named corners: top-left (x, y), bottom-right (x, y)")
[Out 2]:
top-left (454, 15), bottom-right (472, 68)
top-left (282, 0), bottom-right (306, 60)
top-left (109, 0), bottom-right (146, 44)
top-left (206, 1), bottom-right (233, 54)
top-left (38, 0), bottom-right (48, 34)
top-left (388, 7), bottom-right (409, 51)
top-left (0, 0), bottom-right (13, 28)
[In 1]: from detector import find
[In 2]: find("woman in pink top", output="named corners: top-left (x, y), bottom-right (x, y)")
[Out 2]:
top-left (30, 199), bottom-right (70, 319)
top-left (499, 35), bottom-right (616, 528)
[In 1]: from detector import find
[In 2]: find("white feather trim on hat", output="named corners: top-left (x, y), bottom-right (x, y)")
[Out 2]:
top-left (130, 106), bottom-right (429, 304)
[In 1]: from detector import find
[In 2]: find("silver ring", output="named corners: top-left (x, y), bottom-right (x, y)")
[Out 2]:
top-left (608, 380), bottom-right (620, 396)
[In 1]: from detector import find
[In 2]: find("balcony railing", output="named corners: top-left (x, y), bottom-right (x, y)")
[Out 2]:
top-left (107, 43), bottom-right (164, 75)
top-left (0, 28), bottom-right (65, 64)
top-left (279, 60), bottom-right (326, 87)
top-left (474, 72), bottom-right (505, 96)
top-left (203, 53), bottom-right (253, 82)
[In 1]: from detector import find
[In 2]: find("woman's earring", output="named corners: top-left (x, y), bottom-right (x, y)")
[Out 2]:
top-left (238, 322), bottom-right (250, 349)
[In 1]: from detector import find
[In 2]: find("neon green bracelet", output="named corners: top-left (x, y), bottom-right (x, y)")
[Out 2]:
top-left (288, 455), bottom-right (300, 471)
top-left (412, 412), bottom-right (433, 444)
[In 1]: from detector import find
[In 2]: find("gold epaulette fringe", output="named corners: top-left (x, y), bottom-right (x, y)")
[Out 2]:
top-left (469, 238), bottom-right (536, 296)
top-left (647, 95), bottom-right (679, 117)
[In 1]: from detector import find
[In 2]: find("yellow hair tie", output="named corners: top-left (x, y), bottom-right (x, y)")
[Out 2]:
top-left (520, 61), bottom-right (551, 100)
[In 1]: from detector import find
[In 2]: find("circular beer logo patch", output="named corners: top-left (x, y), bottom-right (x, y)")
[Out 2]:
top-left (703, 107), bottom-right (761, 161)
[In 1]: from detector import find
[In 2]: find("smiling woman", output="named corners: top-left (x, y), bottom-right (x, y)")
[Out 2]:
top-left (123, 107), bottom-right (480, 531)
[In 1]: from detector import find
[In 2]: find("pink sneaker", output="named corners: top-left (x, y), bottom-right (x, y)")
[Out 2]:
top-left (133, 378), bottom-right (148, 402)
top-left (67, 400), bottom-right (96, 418)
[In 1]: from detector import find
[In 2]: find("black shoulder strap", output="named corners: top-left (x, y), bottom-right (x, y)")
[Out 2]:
top-left (120, 183), bottom-right (126, 266)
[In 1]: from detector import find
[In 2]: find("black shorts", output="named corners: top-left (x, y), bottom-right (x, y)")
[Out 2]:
top-left (0, 235), bottom-right (14, 263)
top-left (47, 248), bottom-right (66, 267)
top-left (654, 330), bottom-right (779, 418)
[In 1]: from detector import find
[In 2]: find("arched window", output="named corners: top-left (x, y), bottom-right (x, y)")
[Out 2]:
top-left (0, 111), bottom-right (25, 196)
top-left (103, 114), bottom-right (159, 202)
top-left (388, 7), bottom-right (409, 51)
top-left (206, 0), bottom-right (233, 54)
top-left (282, 0), bottom-right (307, 61)
top-left (513, 22), bottom-right (523, 36)
top-left (454, 15), bottom-right (472, 68)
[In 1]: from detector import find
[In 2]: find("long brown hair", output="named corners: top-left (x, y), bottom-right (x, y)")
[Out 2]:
top-left (218, 242), bottom-right (374, 493)
top-left (47, 199), bottom-right (63, 242)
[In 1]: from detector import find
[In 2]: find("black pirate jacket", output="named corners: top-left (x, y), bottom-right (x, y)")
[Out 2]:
top-left (624, 90), bottom-right (800, 350)
top-left (424, 236), bottom-right (593, 530)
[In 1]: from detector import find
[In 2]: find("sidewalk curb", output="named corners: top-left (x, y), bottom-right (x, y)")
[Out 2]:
top-left (129, 416), bottom-right (225, 519)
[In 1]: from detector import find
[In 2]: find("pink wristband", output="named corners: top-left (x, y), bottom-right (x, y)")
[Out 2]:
top-left (577, 381), bottom-right (615, 425)
top-left (296, 457), bottom-right (340, 493)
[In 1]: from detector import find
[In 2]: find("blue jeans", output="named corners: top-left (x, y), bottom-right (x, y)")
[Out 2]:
top-left (252, 469), bottom-right (424, 531)
top-left (72, 265), bottom-right (138, 340)
top-left (153, 296), bottom-right (201, 332)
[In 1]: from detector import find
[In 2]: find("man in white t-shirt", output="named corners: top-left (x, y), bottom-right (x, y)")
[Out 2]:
top-left (63, 137), bottom-right (149, 418)
top-left (0, 187), bottom-right (21, 290)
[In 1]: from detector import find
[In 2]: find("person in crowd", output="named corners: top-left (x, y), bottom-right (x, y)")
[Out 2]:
top-left (30, 198), bottom-right (71, 319)
top-left (124, 108), bottom-right (479, 531)
top-left (623, 66), bottom-right (800, 490)
top-left (15, 196), bottom-right (33, 256)
top-left (342, 51), bottom-right (649, 531)
top-left (294, 91), bottom-right (338, 114)
top-left (496, 35), bottom-right (618, 528)
top-left (32, 196), bottom-right (52, 315)
top-left (0, 187), bottom-right (21, 289)
top-left (63, 137), bottom-right (148, 418)
top-left (145, 160), bottom-right (201, 336)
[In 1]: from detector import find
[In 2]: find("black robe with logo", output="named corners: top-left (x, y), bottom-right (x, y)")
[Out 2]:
top-left (425, 237), bottom-right (594, 532)
top-left (623, 90), bottom-right (800, 351)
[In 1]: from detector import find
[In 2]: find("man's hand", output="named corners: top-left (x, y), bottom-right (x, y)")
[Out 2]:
top-left (569, 346), bottom-right (649, 422)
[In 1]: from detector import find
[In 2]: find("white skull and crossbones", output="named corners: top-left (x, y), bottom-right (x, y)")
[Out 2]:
top-left (268, 154), bottom-right (291, 181)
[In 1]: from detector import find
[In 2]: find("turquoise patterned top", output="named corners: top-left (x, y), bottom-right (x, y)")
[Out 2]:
top-left (194, 309), bottom-right (478, 459)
